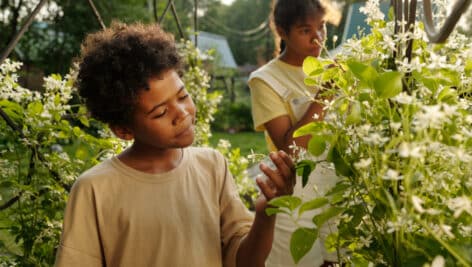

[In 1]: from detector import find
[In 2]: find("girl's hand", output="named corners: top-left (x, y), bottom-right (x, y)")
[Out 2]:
top-left (254, 151), bottom-right (296, 214)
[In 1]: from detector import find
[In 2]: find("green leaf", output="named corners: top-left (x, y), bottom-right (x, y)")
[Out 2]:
top-left (312, 207), bottom-right (343, 227)
top-left (79, 116), bottom-right (90, 127)
top-left (373, 71), bottom-right (403, 99)
top-left (299, 197), bottom-right (329, 216)
top-left (345, 101), bottom-right (362, 125)
top-left (268, 195), bottom-right (302, 211)
top-left (304, 77), bottom-right (318, 86)
top-left (0, 100), bottom-right (23, 122)
top-left (72, 126), bottom-right (82, 137)
top-left (303, 56), bottom-right (323, 76)
top-left (27, 101), bottom-right (43, 115)
top-left (347, 60), bottom-right (378, 86)
top-left (290, 227), bottom-right (318, 264)
top-left (293, 122), bottom-right (324, 138)
top-left (437, 87), bottom-right (457, 104)
top-left (265, 207), bottom-right (289, 216)
top-left (329, 147), bottom-right (353, 177)
top-left (308, 135), bottom-right (326, 156)
top-left (296, 160), bottom-right (316, 187)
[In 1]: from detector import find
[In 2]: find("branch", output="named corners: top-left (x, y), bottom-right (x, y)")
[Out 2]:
top-left (0, 194), bottom-right (22, 210)
top-left (0, 106), bottom-right (24, 138)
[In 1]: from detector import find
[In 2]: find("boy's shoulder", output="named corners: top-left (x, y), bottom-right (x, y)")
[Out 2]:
top-left (186, 146), bottom-right (225, 164)
top-left (71, 158), bottom-right (117, 190)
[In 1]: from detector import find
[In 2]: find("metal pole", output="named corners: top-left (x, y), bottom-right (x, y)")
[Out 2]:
top-left (0, 0), bottom-right (48, 66)
top-left (423, 0), bottom-right (471, 43)
top-left (87, 0), bottom-right (106, 30)
top-left (159, 0), bottom-right (173, 24)
top-left (153, 0), bottom-right (159, 22)
top-left (171, 2), bottom-right (185, 39)
top-left (194, 0), bottom-right (198, 47)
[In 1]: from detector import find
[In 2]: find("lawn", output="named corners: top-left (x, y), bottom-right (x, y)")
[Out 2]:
top-left (209, 131), bottom-right (268, 158)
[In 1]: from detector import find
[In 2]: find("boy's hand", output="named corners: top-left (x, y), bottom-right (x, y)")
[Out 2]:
top-left (254, 151), bottom-right (296, 214)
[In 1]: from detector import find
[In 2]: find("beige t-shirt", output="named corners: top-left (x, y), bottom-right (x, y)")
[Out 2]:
top-left (55, 147), bottom-right (253, 267)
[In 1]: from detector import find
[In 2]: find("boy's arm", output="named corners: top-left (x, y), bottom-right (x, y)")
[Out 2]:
top-left (236, 151), bottom-right (296, 267)
top-left (55, 179), bottom-right (104, 267)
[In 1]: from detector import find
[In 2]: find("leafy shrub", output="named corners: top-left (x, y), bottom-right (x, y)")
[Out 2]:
top-left (212, 101), bottom-right (254, 132)
top-left (268, 0), bottom-right (472, 266)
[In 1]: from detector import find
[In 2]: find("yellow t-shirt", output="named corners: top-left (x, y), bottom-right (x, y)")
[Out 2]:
top-left (249, 58), bottom-right (339, 267)
top-left (55, 147), bottom-right (253, 267)
top-left (249, 58), bottom-right (317, 152)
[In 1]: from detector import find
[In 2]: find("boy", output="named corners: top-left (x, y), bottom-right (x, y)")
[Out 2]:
top-left (54, 22), bottom-right (295, 267)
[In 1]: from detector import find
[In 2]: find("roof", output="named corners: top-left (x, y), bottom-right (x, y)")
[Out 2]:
top-left (190, 31), bottom-right (238, 69)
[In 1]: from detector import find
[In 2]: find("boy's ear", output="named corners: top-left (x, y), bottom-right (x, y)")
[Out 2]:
top-left (110, 125), bottom-right (134, 141)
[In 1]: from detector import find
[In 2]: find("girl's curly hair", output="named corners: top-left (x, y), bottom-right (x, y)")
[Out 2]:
top-left (77, 22), bottom-right (182, 126)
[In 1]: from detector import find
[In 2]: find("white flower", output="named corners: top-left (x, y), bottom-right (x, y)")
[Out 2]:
top-left (354, 158), bottom-right (372, 169)
top-left (440, 224), bottom-right (455, 239)
top-left (414, 105), bottom-right (446, 130)
top-left (411, 195), bottom-right (425, 213)
top-left (390, 122), bottom-right (401, 131)
top-left (383, 169), bottom-right (403, 180)
top-left (431, 255), bottom-right (445, 267)
top-left (364, 132), bottom-right (389, 146)
top-left (428, 52), bottom-right (448, 69)
top-left (455, 148), bottom-right (472, 163)
top-left (359, 0), bottom-right (384, 23)
top-left (393, 92), bottom-right (415, 105)
top-left (398, 142), bottom-right (422, 158)
top-left (217, 139), bottom-right (231, 149)
top-left (447, 196), bottom-right (472, 218)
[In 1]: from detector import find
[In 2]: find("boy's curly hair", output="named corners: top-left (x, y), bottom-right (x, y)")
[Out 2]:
top-left (77, 22), bottom-right (182, 126)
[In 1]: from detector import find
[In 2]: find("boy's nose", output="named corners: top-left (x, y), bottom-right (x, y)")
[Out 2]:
top-left (172, 105), bottom-right (190, 125)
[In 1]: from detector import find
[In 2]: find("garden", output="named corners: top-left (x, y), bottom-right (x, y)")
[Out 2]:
top-left (1, 0), bottom-right (471, 266)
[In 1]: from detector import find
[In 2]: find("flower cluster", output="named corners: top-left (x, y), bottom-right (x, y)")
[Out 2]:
top-left (268, 0), bottom-right (472, 265)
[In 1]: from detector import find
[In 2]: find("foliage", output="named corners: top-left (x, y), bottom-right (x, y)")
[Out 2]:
top-left (267, 0), bottom-right (472, 266)
top-left (212, 101), bottom-right (254, 132)
top-left (0, 41), bottom-right (257, 265)
top-left (0, 59), bottom-right (124, 266)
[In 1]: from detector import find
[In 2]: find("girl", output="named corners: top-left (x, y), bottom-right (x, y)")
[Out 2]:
top-left (248, 0), bottom-right (339, 266)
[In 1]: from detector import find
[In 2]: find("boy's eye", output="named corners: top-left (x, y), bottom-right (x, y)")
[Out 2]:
top-left (179, 94), bottom-right (189, 100)
top-left (153, 109), bottom-right (167, 119)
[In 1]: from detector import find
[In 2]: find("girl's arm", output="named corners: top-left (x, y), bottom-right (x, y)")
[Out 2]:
top-left (235, 151), bottom-right (295, 267)
top-left (265, 101), bottom-right (325, 154)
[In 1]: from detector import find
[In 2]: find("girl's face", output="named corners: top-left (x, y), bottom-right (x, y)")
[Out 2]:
top-left (279, 12), bottom-right (326, 61)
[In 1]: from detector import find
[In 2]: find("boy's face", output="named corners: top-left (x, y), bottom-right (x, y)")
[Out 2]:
top-left (123, 69), bottom-right (196, 149)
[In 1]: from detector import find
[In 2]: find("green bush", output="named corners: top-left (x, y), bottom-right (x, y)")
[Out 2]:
top-left (212, 101), bottom-right (254, 132)
top-left (268, 1), bottom-right (472, 265)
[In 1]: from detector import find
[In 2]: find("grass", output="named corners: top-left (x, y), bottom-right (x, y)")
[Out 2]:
top-left (209, 131), bottom-right (268, 158)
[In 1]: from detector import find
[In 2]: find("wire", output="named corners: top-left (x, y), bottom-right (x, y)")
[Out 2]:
top-left (202, 15), bottom-right (269, 36)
